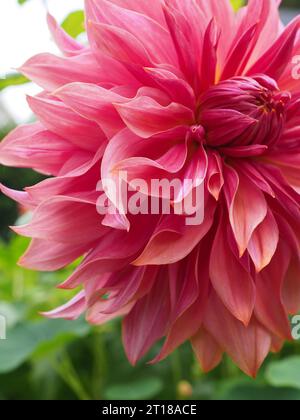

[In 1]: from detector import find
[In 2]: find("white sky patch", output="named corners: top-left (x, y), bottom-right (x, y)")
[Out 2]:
top-left (0, 0), bottom-right (84, 123)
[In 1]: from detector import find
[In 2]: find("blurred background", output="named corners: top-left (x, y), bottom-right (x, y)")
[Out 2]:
top-left (0, 0), bottom-right (300, 401)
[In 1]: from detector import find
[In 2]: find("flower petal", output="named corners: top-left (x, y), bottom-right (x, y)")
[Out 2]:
top-left (210, 212), bottom-right (256, 326)
top-left (204, 292), bottom-right (271, 378)
top-left (115, 96), bottom-right (194, 138)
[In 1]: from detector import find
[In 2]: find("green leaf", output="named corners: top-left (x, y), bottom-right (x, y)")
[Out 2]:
top-left (0, 318), bottom-right (90, 374)
top-left (18, 0), bottom-right (29, 4)
top-left (218, 382), bottom-right (300, 401)
top-left (0, 74), bottom-right (29, 92)
top-left (0, 324), bottom-right (39, 373)
top-left (104, 377), bottom-right (163, 400)
top-left (266, 356), bottom-right (300, 390)
top-left (231, 0), bottom-right (245, 11)
top-left (62, 11), bottom-right (85, 39)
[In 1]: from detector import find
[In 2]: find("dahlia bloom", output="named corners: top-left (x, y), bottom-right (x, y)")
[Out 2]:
top-left (1, 0), bottom-right (300, 377)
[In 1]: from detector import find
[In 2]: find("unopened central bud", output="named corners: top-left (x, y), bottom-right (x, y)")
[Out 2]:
top-left (200, 74), bottom-right (291, 149)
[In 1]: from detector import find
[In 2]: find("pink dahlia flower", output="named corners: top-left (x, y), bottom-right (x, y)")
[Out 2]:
top-left (1, 0), bottom-right (300, 377)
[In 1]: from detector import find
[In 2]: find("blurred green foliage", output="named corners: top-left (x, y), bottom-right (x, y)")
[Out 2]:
top-left (231, 0), bottom-right (245, 12)
top-left (0, 0), bottom-right (299, 401)
top-left (0, 74), bottom-right (29, 92)
top-left (62, 11), bottom-right (85, 38)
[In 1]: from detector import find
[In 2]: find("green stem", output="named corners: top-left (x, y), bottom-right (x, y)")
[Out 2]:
top-left (171, 350), bottom-right (182, 398)
top-left (91, 329), bottom-right (107, 400)
top-left (52, 351), bottom-right (91, 401)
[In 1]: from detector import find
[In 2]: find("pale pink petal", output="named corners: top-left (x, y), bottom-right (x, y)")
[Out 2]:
top-left (20, 52), bottom-right (103, 91)
top-left (47, 13), bottom-right (85, 56)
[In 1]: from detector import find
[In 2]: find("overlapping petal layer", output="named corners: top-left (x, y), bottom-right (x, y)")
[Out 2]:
top-left (0, 0), bottom-right (300, 377)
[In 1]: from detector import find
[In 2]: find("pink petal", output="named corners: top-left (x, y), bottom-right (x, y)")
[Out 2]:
top-left (91, 0), bottom-right (166, 27)
top-left (27, 95), bottom-right (106, 151)
top-left (204, 292), bottom-right (271, 378)
top-left (283, 257), bottom-right (300, 315)
top-left (13, 196), bottom-right (107, 244)
top-left (151, 247), bottom-right (210, 362)
top-left (199, 19), bottom-right (220, 92)
top-left (209, 212), bottom-right (255, 326)
top-left (191, 328), bottom-right (223, 373)
top-left (207, 151), bottom-right (224, 201)
top-left (19, 238), bottom-right (94, 271)
top-left (248, 209), bottom-right (279, 272)
top-left (144, 67), bottom-right (195, 109)
top-left (55, 82), bottom-right (127, 138)
top-left (42, 291), bottom-right (86, 320)
top-left (0, 123), bottom-right (76, 175)
top-left (60, 214), bottom-right (157, 289)
top-left (247, 16), bottom-right (300, 79)
top-left (122, 269), bottom-right (170, 365)
top-left (133, 200), bottom-right (216, 266)
top-left (47, 13), bottom-right (85, 56)
top-left (115, 96), bottom-right (194, 138)
top-left (85, 0), bottom-right (176, 65)
top-left (221, 23), bottom-right (258, 80)
top-left (0, 184), bottom-right (35, 210)
top-left (224, 165), bottom-right (268, 256)
top-left (87, 20), bottom-right (150, 66)
top-left (255, 242), bottom-right (292, 340)
top-left (20, 52), bottom-right (103, 91)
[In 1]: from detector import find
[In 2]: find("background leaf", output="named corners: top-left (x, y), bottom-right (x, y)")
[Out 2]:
top-left (0, 74), bottom-right (29, 92)
top-left (231, 0), bottom-right (245, 11)
top-left (217, 381), bottom-right (300, 400)
top-left (104, 377), bottom-right (163, 400)
top-left (266, 356), bottom-right (300, 390)
top-left (62, 11), bottom-right (85, 38)
top-left (0, 319), bottom-right (90, 374)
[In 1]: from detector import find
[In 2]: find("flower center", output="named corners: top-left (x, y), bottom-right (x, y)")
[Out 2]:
top-left (199, 74), bottom-right (291, 153)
